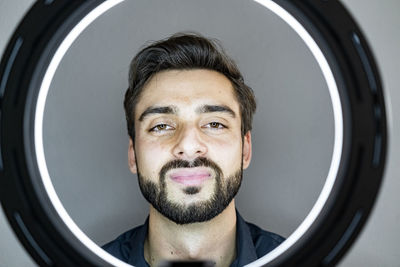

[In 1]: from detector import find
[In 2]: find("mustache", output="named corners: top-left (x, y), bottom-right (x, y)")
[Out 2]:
top-left (159, 157), bottom-right (223, 179)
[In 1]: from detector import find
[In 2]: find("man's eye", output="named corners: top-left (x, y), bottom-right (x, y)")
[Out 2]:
top-left (204, 122), bottom-right (225, 130)
top-left (149, 124), bottom-right (173, 132)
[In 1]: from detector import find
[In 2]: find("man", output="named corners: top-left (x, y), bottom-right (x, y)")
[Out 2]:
top-left (103, 33), bottom-right (284, 267)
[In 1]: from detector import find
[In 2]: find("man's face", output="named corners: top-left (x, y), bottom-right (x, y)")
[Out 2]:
top-left (128, 69), bottom-right (252, 224)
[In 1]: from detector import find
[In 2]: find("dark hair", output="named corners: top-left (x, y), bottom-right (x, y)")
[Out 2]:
top-left (124, 33), bottom-right (256, 140)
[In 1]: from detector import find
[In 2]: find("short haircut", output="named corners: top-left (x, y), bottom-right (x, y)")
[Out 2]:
top-left (124, 32), bottom-right (256, 140)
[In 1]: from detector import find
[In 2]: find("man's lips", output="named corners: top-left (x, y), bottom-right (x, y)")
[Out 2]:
top-left (169, 168), bottom-right (212, 186)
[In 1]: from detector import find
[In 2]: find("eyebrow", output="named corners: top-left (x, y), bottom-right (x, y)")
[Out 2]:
top-left (138, 106), bottom-right (176, 121)
top-left (196, 104), bottom-right (236, 117)
top-left (138, 104), bottom-right (236, 121)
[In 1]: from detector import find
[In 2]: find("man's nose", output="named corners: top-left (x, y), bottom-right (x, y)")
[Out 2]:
top-left (172, 125), bottom-right (207, 160)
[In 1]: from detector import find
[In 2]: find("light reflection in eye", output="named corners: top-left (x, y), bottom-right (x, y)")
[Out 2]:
top-left (204, 122), bottom-right (226, 130)
top-left (149, 124), bottom-right (174, 132)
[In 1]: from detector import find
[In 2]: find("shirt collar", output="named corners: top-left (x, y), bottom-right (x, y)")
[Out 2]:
top-left (127, 211), bottom-right (258, 267)
top-left (127, 217), bottom-right (149, 267)
top-left (231, 210), bottom-right (258, 266)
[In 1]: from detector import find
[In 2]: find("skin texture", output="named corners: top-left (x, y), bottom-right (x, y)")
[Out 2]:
top-left (128, 69), bottom-right (252, 266)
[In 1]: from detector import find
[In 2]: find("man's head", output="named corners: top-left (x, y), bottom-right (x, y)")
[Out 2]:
top-left (124, 33), bottom-right (256, 224)
top-left (124, 33), bottom-right (256, 140)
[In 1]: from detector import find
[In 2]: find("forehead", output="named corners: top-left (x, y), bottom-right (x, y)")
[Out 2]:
top-left (136, 69), bottom-right (239, 114)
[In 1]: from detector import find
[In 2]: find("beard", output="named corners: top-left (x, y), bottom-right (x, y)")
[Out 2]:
top-left (137, 157), bottom-right (243, 225)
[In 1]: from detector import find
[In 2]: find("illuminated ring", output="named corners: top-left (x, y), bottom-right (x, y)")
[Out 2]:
top-left (0, 1), bottom-right (387, 266)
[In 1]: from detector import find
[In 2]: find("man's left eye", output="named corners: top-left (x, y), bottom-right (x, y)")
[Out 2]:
top-left (204, 122), bottom-right (225, 129)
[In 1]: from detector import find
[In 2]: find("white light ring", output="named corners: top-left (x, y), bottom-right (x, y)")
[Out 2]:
top-left (33, 0), bottom-right (343, 267)
top-left (35, 0), bottom-right (131, 266)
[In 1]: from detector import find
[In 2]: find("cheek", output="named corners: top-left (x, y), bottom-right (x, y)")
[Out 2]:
top-left (135, 139), bottom-right (170, 178)
top-left (207, 137), bottom-right (243, 175)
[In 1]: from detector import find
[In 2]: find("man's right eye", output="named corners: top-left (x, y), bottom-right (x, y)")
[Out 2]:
top-left (149, 124), bottom-right (174, 133)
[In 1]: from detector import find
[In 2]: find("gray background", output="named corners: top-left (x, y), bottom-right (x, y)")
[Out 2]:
top-left (0, 1), bottom-right (399, 266)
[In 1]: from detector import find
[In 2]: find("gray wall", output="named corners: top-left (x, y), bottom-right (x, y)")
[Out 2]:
top-left (0, 1), bottom-right (399, 266)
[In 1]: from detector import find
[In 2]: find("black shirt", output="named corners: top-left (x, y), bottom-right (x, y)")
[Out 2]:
top-left (102, 211), bottom-right (284, 266)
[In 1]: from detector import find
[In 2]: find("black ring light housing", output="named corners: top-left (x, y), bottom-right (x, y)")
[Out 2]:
top-left (0, 0), bottom-right (387, 266)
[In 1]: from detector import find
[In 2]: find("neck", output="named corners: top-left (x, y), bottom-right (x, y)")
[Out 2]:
top-left (144, 201), bottom-right (237, 267)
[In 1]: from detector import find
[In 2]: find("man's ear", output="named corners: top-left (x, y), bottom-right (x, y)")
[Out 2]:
top-left (128, 138), bottom-right (137, 174)
top-left (242, 131), bottom-right (252, 170)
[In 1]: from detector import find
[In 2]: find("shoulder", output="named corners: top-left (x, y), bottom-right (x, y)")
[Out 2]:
top-left (101, 223), bottom-right (146, 261)
top-left (246, 221), bottom-right (285, 256)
